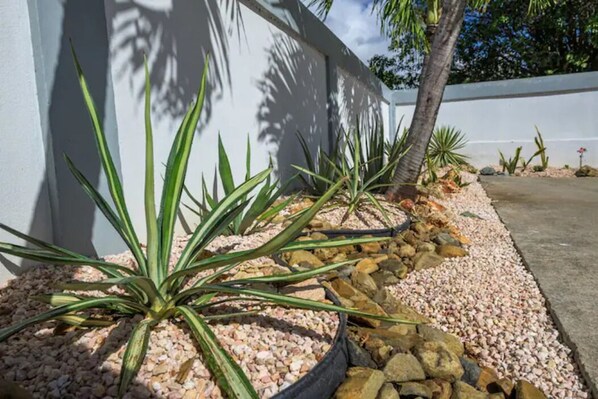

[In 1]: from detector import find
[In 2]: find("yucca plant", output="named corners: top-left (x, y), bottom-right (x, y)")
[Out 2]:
top-left (534, 126), bottom-right (549, 170)
top-left (184, 134), bottom-right (295, 236)
top-left (349, 117), bottom-right (409, 192)
top-left (499, 146), bottom-right (522, 174)
top-left (0, 49), bottom-right (416, 398)
top-left (294, 125), bottom-right (404, 226)
top-left (427, 125), bottom-right (469, 167)
top-left (295, 130), bottom-right (343, 196)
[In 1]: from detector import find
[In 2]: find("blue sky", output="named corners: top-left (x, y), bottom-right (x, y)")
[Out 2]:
top-left (302, 0), bottom-right (391, 64)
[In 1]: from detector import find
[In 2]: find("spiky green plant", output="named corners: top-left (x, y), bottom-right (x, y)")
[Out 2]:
top-left (349, 117), bottom-right (409, 192)
top-left (295, 130), bottom-right (343, 196)
top-left (499, 146), bottom-right (522, 174)
top-left (420, 153), bottom-right (439, 186)
top-left (427, 125), bottom-right (469, 167)
top-left (294, 123), bottom-right (406, 225)
top-left (0, 50), bottom-right (416, 397)
top-left (184, 134), bottom-right (295, 236)
top-left (534, 126), bottom-right (549, 170)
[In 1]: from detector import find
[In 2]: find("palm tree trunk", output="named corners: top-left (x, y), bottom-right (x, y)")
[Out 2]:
top-left (386, 0), bottom-right (467, 200)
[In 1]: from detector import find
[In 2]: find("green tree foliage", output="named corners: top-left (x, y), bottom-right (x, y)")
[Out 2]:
top-left (451, 0), bottom-right (598, 83)
top-left (368, 0), bottom-right (598, 87)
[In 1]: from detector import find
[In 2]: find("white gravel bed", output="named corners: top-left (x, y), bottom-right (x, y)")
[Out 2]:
top-left (388, 173), bottom-right (589, 399)
top-left (0, 230), bottom-right (338, 399)
top-left (490, 165), bottom-right (576, 178)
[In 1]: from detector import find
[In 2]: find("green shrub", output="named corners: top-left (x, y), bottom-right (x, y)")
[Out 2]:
top-left (499, 147), bottom-right (522, 174)
top-left (294, 119), bottom-right (409, 225)
top-left (0, 50), bottom-right (414, 398)
top-left (534, 126), bottom-right (549, 170)
top-left (427, 125), bottom-right (469, 167)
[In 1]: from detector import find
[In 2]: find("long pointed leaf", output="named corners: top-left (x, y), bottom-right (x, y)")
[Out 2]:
top-left (0, 296), bottom-right (143, 342)
top-left (177, 306), bottom-right (259, 399)
top-left (118, 319), bottom-right (154, 397)
top-left (178, 286), bottom-right (418, 325)
top-left (70, 43), bottom-right (146, 275)
top-left (143, 56), bottom-right (160, 282)
top-left (218, 134), bottom-right (235, 195)
top-left (158, 56), bottom-right (209, 281)
top-left (163, 178), bottom-right (349, 286)
top-left (224, 259), bottom-right (356, 285)
top-left (0, 222), bottom-right (78, 258)
top-left (0, 242), bottom-right (132, 277)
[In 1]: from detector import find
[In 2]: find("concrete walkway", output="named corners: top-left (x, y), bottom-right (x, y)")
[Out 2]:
top-left (481, 176), bottom-right (598, 398)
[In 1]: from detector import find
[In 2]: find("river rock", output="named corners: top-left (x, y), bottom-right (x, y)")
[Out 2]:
top-left (287, 250), bottom-right (324, 268)
top-left (378, 259), bottom-right (408, 279)
top-left (315, 247), bottom-right (339, 261)
top-left (359, 237), bottom-right (383, 254)
top-left (401, 230), bottom-right (419, 246)
top-left (476, 367), bottom-right (499, 392)
top-left (411, 222), bottom-right (430, 235)
top-left (351, 271), bottom-right (379, 297)
top-left (575, 165), bottom-right (598, 177)
top-left (436, 245), bottom-right (468, 258)
top-left (488, 379), bottom-right (514, 396)
top-left (371, 270), bottom-right (399, 287)
top-left (417, 242), bottom-right (437, 252)
top-left (414, 252), bottom-right (445, 270)
top-left (459, 357), bottom-right (481, 386)
top-left (347, 338), bottom-right (378, 368)
top-left (418, 325), bottom-right (465, 356)
top-left (433, 232), bottom-right (461, 246)
top-left (398, 244), bottom-right (416, 258)
top-left (310, 232), bottom-right (329, 240)
top-left (353, 327), bottom-right (423, 353)
top-left (414, 341), bottom-right (464, 381)
top-left (452, 381), bottom-right (487, 399)
top-left (423, 379), bottom-right (452, 399)
top-left (280, 278), bottom-right (325, 301)
top-left (356, 258), bottom-right (380, 274)
top-left (480, 166), bottom-right (496, 175)
top-left (377, 383), bottom-right (399, 399)
top-left (335, 367), bottom-right (385, 399)
top-left (383, 353), bottom-right (425, 382)
top-left (514, 380), bottom-right (547, 399)
top-left (399, 382), bottom-right (433, 399)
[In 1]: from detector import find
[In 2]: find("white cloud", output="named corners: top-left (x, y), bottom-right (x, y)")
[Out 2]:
top-left (302, 0), bottom-right (390, 64)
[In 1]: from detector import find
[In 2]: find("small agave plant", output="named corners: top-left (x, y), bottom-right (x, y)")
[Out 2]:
top-left (0, 48), bottom-right (415, 398)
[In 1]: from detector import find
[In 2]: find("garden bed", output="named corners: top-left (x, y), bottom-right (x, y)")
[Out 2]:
top-left (0, 233), bottom-right (340, 399)
top-left (388, 172), bottom-right (590, 398)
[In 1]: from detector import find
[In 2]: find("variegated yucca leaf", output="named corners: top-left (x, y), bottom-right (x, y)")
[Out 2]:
top-left (0, 48), bottom-right (418, 398)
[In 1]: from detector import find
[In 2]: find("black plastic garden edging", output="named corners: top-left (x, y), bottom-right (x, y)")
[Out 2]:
top-left (304, 216), bottom-right (411, 238)
top-left (271, 289), bottom-right (348, 399)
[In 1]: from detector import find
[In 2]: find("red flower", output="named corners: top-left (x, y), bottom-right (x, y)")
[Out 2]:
top-left (578, 147), bottom-right (587, 154)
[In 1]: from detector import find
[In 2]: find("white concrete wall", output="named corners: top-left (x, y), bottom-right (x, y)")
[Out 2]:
top-left (0, 0), bottom-right (390, 282)
top-left (0, 1), bottom-right (54, 281)
top-left (104, 0), bottom-right (330, 237)
top-left (396, 73), bottom-right (598, 168)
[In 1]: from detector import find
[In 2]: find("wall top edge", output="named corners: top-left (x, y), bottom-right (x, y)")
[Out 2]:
top-left (393, 71), bottom-right (598, 105)
top-left (241, 0), bottom-right (392, 102)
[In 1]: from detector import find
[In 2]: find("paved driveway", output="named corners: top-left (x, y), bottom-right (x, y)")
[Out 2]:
top-left (481, 176), bottom-right (598, 398)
